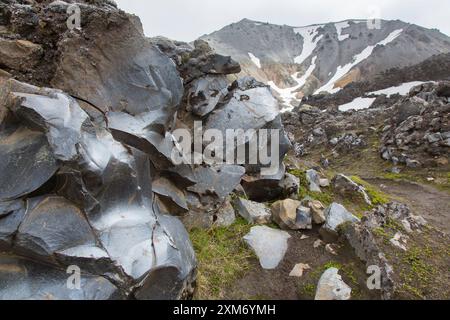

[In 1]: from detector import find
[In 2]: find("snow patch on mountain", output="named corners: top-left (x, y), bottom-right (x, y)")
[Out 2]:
top-left (248, 52), bottom-right (262, 68)
top-left (335, 21), bottom-right (350, 41)
top-left (338, 97), bottom-right (377, 112)
top-left (315, 29), bottom-right (404, 94)
top-left (369, 81), bottom-right (428, 97)
top-left (293, 25), bottom-right (323, 65)
top-left (269, 56), bottom-right (318, 112)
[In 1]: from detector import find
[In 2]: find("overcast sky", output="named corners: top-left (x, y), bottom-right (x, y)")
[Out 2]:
top-left (115, 0), bottom-right (450, 42)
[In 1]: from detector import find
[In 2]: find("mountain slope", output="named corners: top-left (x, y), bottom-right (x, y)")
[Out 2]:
top-left (200, 18), bottom-right (450, 109)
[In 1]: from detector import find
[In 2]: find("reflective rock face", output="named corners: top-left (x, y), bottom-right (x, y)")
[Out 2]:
top-left (0, 0), bottom-right (288, 300)
top-left (0, 78), bottom-right (197, 299)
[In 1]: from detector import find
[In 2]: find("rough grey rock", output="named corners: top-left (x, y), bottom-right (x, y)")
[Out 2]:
top-left (0, 200), bottom-right (26, 249)
top-left (185, 165), bottom-right (246, 200)
top-left (332, 174), bottom-right (372, 205)
top-left (9, 90), bottom-right (88, 161)
top-left (153, 177), bottom-right (189, 214)
top-left (320, 203), bottom-right (360, 242)
top-left (339, 203), bottom-right (418, 299)
top-left (214, 199), bottom-right (236, 227)
top-left (244, 226), bottom-right (291, 269)
top-left (186, 75), bottom-right (229, 117)
top-left (233, 198), bottom-right (272, 224)
top-left (306, 169), bottom-right (322, 192)
top-left (52, 11), bottom-right (184, 123)
top-left (15, 196), bottom-right (97, 262)
top-left (315, 268), bottom-right (351, 300)
top-left (296, 206), bottom-right (313, 230)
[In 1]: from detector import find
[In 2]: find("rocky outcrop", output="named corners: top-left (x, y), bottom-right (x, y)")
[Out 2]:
top-left (341, 202), bottom-right (427, 299)
top-left (380, 82), bottom-right (450, 167)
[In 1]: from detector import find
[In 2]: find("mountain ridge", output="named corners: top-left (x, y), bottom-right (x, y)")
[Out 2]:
top-left (199, 18), bottom-right (450, 110)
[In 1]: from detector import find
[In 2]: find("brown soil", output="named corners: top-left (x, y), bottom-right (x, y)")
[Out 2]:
top-left (223, 227), bottom-right (380, 300)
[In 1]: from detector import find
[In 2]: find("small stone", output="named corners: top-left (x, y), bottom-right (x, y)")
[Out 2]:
top-left (296, 206), bottom-right (313, 230)
top-left (325, 244), bottom-right (339, 256)
top-left (289, 263), bottom-right (311, 277)
top-left (390, 232), bottom-right (408, 251)
top-left (330, 138), bottom-right (339, 146)
top-left (315, 268), bottom-right (352, 300)
top-left (332, 174), bottom-right (371, 205)
top-left (319, 179), bottom-right (330, 188)
top-left (306, 169), bottom-right (322, 192)
top-left (304, 200), bottom-right (326, 224)
top-left (313, 239), bottom-right (324, 248)
top-left (300, 234), bottom-right (310, 240)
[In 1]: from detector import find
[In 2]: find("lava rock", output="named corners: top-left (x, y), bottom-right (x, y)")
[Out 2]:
top-left (233, 198), bottom-right (272, 224)
top-left (0, 127), bottom-right (58, 202)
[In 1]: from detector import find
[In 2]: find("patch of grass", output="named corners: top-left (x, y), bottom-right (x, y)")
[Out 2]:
top-left (373, 227), bottom-right (392, 244)
top-left (299, 284), bottom-right (316, 298)
top-left (399, 245), bottom-right (437, 299)
top-left (189, 218), bottom-right (254, 300)
top-left (350, 175), bottom-right (390, 206)
top-left (288, 169), bottom-right (334, 206)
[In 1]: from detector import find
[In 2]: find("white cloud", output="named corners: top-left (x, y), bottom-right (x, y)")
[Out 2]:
top-left (115, 0), bottom-right (450, 41)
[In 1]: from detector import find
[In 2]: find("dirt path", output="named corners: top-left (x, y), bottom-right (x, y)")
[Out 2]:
top-left (367, 178), bottom-right (450, 234)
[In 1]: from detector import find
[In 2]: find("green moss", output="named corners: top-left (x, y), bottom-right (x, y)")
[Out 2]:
top-left (385, 217), bottom-right (405, 233)
top-left (288, 169), bottom-right (334, 205)
top-left (299, 284), bottom-right (316, 298)
top-left (189, 218), bottom-right (254, 299)
top-left (350, 176), bottom-right (390, 206)
top-left (399, 246), bottom-right (437, 299)
top-left (373, 227), bottom-right (391, 243)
